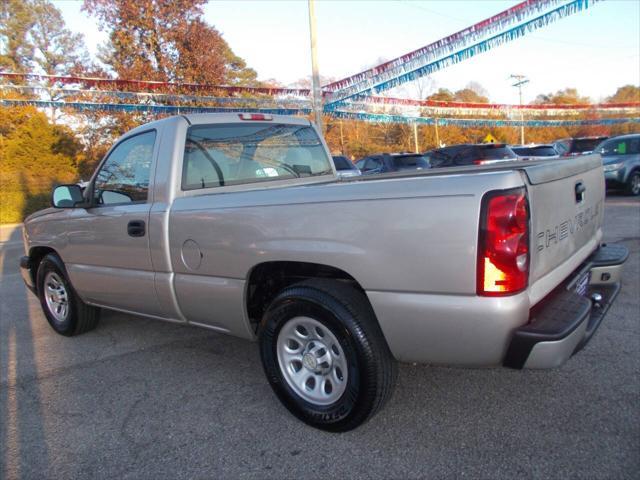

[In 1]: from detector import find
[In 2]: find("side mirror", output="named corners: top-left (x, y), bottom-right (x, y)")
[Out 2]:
top-left (52, 184), bottom-right (84, 208)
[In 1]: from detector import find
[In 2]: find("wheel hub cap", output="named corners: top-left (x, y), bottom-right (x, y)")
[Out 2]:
top-left (44, 271), bottom-right (69, 323)
top-left (276, 316), bottom-right (349, 406)
top-left (301, 341), bottom-right (332, 374)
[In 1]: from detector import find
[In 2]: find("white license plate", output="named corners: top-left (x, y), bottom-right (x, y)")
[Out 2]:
top-left (575, 271), bottom-right (591, 297)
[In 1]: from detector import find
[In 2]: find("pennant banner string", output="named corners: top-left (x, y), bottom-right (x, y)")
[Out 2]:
top-left (4, 99), bottom-right (637, 128)
top-left (323, 0), bottom-right (564, 92)
top-left (325, 0), bottom-right (602, 105)
top-left (0, 84), bottom-right (312, 108)
top-left (0, 99), bottom-right (311, 115)
top-left (3, 84), bottom-right (636, 115)
top-left (330, 109), bottom-right (640, 127)
top-left (0, 72), bottom-right (311, 97)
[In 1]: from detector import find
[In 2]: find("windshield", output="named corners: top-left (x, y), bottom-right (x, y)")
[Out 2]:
top-left (392, 155), bottom-right (429, 169)
top-left (512, 146), bottom-right (557, 157)
top-left (477, 145), bottom-right (517, 160)
top-left (182, 123), bottom-right (333, 190)
top-left (571, 138), bottom-right (606, 153)
top-left (332, 156), bottom-right (355, 170)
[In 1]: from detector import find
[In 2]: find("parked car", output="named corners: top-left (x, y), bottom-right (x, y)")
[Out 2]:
top-left (20, 113), bottom-right (627, 431)
top-left (332, 155), bottom-right (361, 178)
top-left (354, 153), bottom-right (429, 175)
top-left (553, 136), bottom-right (608, 157)
top-left (426, 143), bottom-right (518, 167)
top-left (595, 134), bottom-right (640, 196)
top-left (511, 144), bottom-right (559, 160)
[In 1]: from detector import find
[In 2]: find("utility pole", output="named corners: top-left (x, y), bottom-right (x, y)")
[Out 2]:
top-left (308, 0), bottom-right (323, 131)
top-left (510, 74), bottom-right (529, 144)
top-left (413, 123), bottom-right (419, 153)
top-left (434, 118), bottom-right (440, 147)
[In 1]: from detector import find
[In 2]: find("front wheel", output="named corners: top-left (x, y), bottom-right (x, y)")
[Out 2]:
top-left (626, 171), bottom-right (640, 196)
top-left (259, 279), bottom-right (397, 432)
top-left (37, 253), bottom-right (100, 336)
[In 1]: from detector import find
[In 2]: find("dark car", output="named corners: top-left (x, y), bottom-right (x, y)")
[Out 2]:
top-left (354, 153), bottom-right (430, 175)
top-left (511, 144), bottom-right (559, 160)
top-left (595, 134), bottom-right (640, 196)
top-left (553, 136), bottom-right (608, 157)
top-left (426, 143), bottom-right (518, 168)
top-left (332, 155), bottom-right (361, 178)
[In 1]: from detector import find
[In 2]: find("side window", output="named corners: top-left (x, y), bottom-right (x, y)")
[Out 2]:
top-left (428, 150), bottom-right (450, 168)
top-left (616, 141), bottom-right (627, 155)
top-left (554, 141), bottom-right (568, 155)
top-left (454, 148), bottom-right (473, 165)
top-left (94, 131), bottom-right (156, 205)
top-left (628, 139), bottom-right (640, 154)
top-left (355, 159), bottom-right (366, 170)
top-left (365, 157), bottom-right (382, 171)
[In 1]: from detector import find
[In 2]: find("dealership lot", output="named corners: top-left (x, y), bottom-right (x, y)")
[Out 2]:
top-left (1, 195), bottom-right (638, 479)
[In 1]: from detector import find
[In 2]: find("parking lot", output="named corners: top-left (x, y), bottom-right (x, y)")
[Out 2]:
top-left (1, 195), bottom-right (638, 479)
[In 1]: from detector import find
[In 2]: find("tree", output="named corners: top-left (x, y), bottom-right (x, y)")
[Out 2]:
top-left (607, 85), bottom-right (640, 103)
top-left (1, 0), bottom-right (93, 77)
top-left (465, 81), bottom-right (489, 100)
top-left (453, 88), bottom-right (489, 103)
top-left (427, 88), bottom-right (454, 102)
top-left (534, 88), bottom-right (590, 105)
top-left (0, 0), bottom-right (35, 73)
top-left (1, 105), bottom-right (80, 223)
top-left (83, 0), bottom-right (257, 85)
top-left (30, 0), bottom-right (93, 77)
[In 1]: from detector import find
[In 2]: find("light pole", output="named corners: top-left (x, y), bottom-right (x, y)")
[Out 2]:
top-left (510, 74), bottom-right (529, 144)
top-left (308, 0), bottom-right (323, 130)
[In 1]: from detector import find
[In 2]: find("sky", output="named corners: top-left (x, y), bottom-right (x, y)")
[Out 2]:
top-left (53, 0), bottom-right (640, 104)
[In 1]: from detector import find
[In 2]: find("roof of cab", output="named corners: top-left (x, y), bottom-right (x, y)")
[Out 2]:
top-left (114, 113), bottom-right (314, 145)
top-left (183, 112), bottom-right (312, 126)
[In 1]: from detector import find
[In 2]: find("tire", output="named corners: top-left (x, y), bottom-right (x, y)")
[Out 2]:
top-left (36, 253), bottom-right (100, 336)
top-left (259, 279), bottom-right (397, 432)
top-left (625, 170), bottom-right (640, 196)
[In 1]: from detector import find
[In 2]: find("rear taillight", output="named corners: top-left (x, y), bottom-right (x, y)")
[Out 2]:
top-left (477, 187), bottom-right (529, 296)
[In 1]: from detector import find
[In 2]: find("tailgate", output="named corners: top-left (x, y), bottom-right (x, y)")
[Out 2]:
top-left (523, 154), bottom-right (605, 300)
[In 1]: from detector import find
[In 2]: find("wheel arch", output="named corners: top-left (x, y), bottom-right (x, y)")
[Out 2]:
top-left (245, 260), bottom-right (369, 331)
top-left (28, 246), bottom-right (60, 293)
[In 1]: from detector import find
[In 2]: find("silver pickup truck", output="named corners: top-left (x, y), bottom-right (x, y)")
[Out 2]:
top-left (20, 113), bottom-right (628, 431)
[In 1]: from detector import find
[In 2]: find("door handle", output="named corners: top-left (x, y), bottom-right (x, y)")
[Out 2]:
top-left (575, 182), bottom-right (586, 203)
top-left (127, 220), bottom-right (146, 237)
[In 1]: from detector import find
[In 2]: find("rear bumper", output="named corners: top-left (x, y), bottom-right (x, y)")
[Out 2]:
top-left (20, 255), bottom-right (37, 294)
top-left (504, 243), bottom-right (628, 369)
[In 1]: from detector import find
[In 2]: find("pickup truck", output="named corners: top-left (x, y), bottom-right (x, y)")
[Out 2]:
top-left (19, 113), bottom-right (628, 431)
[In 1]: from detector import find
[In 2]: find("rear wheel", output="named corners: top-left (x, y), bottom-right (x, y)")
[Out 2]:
top-left (259, 279), bottom-right (396, 432)
top-left (37, 253), bottom-right (100, 336)
top-left (626, 171), bottom-right (640, 196)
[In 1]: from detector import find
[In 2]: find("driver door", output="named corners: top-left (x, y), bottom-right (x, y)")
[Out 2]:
top-left (61, 130), bottom-right (163, 316)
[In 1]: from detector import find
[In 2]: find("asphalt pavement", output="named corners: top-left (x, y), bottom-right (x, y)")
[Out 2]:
top-left (1, 195), bottom-right (638, 479)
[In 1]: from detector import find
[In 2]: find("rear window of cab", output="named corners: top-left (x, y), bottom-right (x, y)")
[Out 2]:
top-left (182, 123), bottom-right (333, 190)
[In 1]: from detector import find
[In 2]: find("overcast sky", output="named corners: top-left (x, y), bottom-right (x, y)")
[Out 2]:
top-left (53, 0), bottom-right (640, 103)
